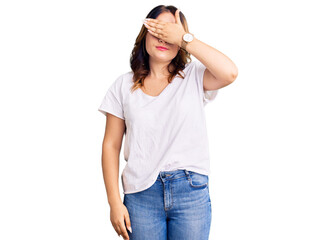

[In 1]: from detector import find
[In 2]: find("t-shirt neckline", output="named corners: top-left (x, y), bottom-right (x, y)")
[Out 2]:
top-left (139, 76), bottom-right (176, 98)
top-left (137, 62), bottom-right (192, 98)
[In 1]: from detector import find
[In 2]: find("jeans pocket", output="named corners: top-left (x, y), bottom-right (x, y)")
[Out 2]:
top-left (187, 171), bottom-right (208, 188)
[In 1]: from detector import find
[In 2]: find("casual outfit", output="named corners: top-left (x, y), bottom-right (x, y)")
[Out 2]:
top-left (123, 169), bottom-right (212, 240)
top-left (98, 60), bottom-right (218, 239)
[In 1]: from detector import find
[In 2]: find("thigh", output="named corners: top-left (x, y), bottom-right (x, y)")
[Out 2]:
top-left (167, 171), bottom-right (212, 240)
top-left (123, 180), bottom-right (167, 240)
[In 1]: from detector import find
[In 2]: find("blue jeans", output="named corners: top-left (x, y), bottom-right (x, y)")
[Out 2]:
top-left (123, 169), bottom-right (212, 240)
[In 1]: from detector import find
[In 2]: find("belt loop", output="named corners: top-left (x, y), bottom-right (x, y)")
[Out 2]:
top-left (184, 169), bottom-right (190, 177)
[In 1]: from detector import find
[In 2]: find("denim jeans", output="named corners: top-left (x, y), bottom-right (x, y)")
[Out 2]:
top-left (123, 169), bottom-right (212, 240)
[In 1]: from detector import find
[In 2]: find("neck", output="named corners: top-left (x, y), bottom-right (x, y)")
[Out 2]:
top-left (148, 59), bottom-right (172, 80)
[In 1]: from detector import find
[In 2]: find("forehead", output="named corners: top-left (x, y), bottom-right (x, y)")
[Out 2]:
top-left (156, 12), bottom-right (175, 23)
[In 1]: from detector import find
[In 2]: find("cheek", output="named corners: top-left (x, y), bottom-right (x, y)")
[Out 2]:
top-left (171, 46), bottom-right (180, 54)
top-left (145, 34), bottom-right (154, 45)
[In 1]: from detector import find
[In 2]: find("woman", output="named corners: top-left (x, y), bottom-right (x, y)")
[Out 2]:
top-left (98, 5), bottom-right (238, 240)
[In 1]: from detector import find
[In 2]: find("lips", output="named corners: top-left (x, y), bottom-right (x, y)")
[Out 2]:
top-left (156, 46), bottom-right (168, 51)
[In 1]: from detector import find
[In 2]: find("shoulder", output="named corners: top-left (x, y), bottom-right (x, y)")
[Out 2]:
top-left (184, 60), bottom-right (196, 70)
top-left (108, 71), bottom-right (133, 90)
top-left (190, 59), bottom-right (205, 70)
top-left (183, 60), bottom-right (204, 73)
top-left (181, 60), bottom-right (205, 78)
top-left (116, 71), bottom-right (133, 84)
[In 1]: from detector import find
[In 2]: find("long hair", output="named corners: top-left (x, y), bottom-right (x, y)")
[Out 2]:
top-left (129, 5), bottom-right (192, 93)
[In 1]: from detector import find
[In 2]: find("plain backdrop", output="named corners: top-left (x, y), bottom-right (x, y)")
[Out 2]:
top-left (0, 0), bottom-right (335, 239)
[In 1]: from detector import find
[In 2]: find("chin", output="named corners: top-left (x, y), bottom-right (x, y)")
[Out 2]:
top-left (151, 54), bottom-right (175, 63)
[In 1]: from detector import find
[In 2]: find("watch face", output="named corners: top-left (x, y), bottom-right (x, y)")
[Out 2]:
top-left (183, 33), bottom-right (193, 42)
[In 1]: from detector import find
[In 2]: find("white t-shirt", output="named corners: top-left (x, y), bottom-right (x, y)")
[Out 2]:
top-left (98, 60), bottom-right (218, 194)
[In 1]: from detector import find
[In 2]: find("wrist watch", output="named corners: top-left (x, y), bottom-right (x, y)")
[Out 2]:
top-left (181, 33), bottom-right (194, 50)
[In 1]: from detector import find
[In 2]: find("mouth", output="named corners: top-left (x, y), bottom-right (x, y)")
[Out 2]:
top-left (156, 46), bottom-right (168, 51)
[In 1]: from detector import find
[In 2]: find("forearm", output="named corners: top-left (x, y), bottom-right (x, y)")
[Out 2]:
top-left (185, 37), bottom-right (238, 82)
top-left (102, 144), bottom-right (122, 206)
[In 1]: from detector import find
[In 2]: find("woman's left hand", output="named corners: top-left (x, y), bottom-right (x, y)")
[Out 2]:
top-left (143, 9), bottom-right (186, 47)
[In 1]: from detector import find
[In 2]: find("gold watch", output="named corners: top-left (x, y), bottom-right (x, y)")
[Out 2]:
top-left (181, 33), bottom-right (194, 50)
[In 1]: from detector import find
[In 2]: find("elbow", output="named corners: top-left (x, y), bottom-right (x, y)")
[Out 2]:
top-left (230, 68), bottom-right (238, 82)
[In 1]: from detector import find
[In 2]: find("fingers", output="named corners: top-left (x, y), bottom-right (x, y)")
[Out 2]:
top-left (145, 27), bottom-right (162, 38)
top-left (119, 224), bottom-right (129, 240)
top-left (112, 220), bottom-right (129, 239)
top-left (124, 212), bottom-right (132, 233)
top-left (147, 29), bottom-right (158, 37)
top-left (143, 22), bottom-right (165, 39)
top-left (144, 19), bottom-right (164, 30)
top-left (144, 24), bottom-right (163, 36)
top-left (143, 22), bottom-right (156, 33)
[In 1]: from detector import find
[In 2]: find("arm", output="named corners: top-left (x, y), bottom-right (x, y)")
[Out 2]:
top-left (143, 11), bottom-right (238, 91)
top-left (101, 113), bottom-right (132, 238)
top-left (184, 37), bottom-right (239, 90)
top-left (101, 113), bottom-right (125, 206)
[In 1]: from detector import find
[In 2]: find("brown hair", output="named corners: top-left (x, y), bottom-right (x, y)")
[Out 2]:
top-left (129, 5), bottom-right (192, 93)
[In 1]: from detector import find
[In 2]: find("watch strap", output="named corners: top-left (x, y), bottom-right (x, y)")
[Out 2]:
top-left (181, 33), bottom-right (194, 51)
top-left (181, 39), bottom-right (187, 50)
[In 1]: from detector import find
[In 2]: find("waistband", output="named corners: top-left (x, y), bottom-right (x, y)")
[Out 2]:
top-left (156, 169), bottom-right (191, 181)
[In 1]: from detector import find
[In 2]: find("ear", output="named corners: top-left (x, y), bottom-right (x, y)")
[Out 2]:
top-left (175, 9), bottom-right (182, 25)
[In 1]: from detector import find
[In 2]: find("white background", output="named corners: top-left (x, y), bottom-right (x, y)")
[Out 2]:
top-left (1, 0), bottom-right (335, 239)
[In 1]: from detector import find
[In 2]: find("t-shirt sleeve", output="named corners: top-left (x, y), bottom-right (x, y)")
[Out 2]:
top-left (98, 76), bottom-right (125, 120)
top-left (194, 60), bottom-right (219, 106)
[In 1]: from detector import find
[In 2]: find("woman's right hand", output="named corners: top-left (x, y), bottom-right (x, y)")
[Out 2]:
top-left (110, 201), bottom-right (132, 240)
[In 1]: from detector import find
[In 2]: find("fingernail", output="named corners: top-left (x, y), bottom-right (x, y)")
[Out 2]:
top-left (128, 226), bottom-right (132, 233)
